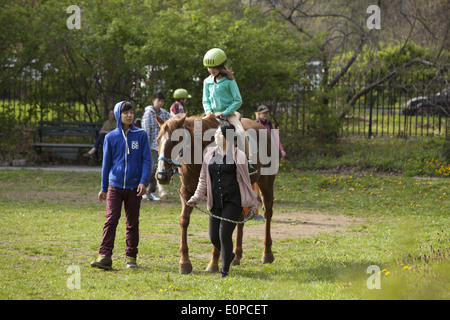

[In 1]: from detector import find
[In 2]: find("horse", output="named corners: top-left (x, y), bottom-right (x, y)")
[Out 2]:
top-left (155, 113), bottom-right (277, 274)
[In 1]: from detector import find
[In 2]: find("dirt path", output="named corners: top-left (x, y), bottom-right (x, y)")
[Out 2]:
top-left (241, 211), bottom-right (363, 240)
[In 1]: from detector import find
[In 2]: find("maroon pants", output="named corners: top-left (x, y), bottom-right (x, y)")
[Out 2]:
top-left (99, 186), bottom-right (142, 258)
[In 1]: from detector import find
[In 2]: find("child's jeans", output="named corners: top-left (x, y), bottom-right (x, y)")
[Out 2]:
top-left (225, 112), bottom-right (251, 159)
top-left (99, 186), bottom-right (141, 258)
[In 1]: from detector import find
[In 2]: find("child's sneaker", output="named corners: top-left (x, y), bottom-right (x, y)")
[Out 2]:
top-left (126, 256), bottom-right (137, 268)
top-left (90, 255), bottom-right (112, 270)
top-left (248, 162), bottom-right (258, 176)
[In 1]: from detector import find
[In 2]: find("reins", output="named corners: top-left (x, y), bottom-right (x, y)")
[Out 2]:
top-left (157, 156), bottom-right (182, 176)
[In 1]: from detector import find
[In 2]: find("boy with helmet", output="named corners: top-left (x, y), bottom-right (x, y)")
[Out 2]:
top-left (170, 88), bottom-right (191, 117)
top-left (202, 48), bottom-right (256, 175)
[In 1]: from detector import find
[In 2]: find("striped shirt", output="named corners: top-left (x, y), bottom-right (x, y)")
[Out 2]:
top-left (142, 106), bottom-right (171, 151)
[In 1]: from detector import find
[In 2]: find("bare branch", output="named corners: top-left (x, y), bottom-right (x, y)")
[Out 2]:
top-left (328, 34), bottom-right (368, 88)
top-left (339, 59), bottom-right (437, 118)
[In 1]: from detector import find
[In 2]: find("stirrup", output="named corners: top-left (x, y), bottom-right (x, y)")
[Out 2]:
top-left (248, 162), bottom-right (258, 175)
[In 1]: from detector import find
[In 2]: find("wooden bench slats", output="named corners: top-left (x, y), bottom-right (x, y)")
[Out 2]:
top-left (30, 143), bottom-right (94, 148)
top-left (39, 132), bottom-right (97, 137)
top-left (31, 121), bottom-right (104, 154)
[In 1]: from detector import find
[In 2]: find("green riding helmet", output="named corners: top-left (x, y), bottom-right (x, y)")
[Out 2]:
top-left (173, 88), bottom-right (191, 99)
top-left (203, 48), bottom-right (227, 67)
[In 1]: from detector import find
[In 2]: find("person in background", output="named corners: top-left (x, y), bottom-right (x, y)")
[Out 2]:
top-left (84, 108), bottom-right (116, 157)
top-left (255, 105), bottom-right (286, 161)
top-left (170, 88), bottom-right (191, 117)
top-left (142, 92), bottom-right (171, 201)
top-left (90, 101), bottom-right (151, 270)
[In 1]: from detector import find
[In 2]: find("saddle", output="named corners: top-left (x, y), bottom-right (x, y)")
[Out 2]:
top-left (214, 111), bottom-right (241, 126)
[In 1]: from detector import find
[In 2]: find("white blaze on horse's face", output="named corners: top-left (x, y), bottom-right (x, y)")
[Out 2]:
top-left (157, 135), bottom-right (168, 180)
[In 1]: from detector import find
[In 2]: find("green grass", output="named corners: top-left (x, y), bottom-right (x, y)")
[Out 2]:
top-left (0, 168), bottom-right (448, 300)
top-left (290, 136), bottom-right (450, 177)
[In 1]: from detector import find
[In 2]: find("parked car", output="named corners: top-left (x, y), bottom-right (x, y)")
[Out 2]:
top-left (402, 88), bottom-right (450, 116)
top-left (291, 61), bottom-right (323, 91)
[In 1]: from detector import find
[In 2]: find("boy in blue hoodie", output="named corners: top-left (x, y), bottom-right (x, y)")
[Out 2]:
top-left (91, 101), bottom-right (152, 270)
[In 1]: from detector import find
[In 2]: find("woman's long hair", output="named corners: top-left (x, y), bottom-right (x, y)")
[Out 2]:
top-left (220, 123), bottom-right (237, 147)
top-left (217, 65), bottom-right (235, 81)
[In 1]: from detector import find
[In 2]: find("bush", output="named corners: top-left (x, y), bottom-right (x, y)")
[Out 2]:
top-left (290, 136), bottom-right (448, 176)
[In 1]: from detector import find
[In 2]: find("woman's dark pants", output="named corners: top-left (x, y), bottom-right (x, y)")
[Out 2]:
top-left (209, 202), bottom-right (242, 274)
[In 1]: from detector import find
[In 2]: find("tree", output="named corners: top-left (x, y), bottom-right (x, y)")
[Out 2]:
top-left (1, 0), bottom-right (310, 121)
top-left (262, 0), bottom-right (449, 119)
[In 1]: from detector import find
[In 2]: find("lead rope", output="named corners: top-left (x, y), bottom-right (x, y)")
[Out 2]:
top-left (171, 177), bottom-right (257, 225)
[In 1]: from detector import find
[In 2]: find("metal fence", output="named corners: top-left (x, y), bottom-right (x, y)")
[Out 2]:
top-left (1, 70), bottom-right (449, 138)
top-left (269, 70), bottom-right (450, 139)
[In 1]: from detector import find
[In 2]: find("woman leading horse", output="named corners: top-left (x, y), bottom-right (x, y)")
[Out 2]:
top-left (156, 113), bottom-right (277, 274)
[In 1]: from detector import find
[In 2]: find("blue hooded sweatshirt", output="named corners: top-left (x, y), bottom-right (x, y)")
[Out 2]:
top-left (101, 101), bottom-right (152, 192)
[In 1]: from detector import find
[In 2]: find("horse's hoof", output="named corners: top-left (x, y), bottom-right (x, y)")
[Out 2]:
top-left (179, 262), bottom-right (193, 274)
top-left (205, 264), bottom-right (219, 273)
top-left (262, 253), bottom-right (274, 264)
top-left (231, 259), bottom-right (240, 266)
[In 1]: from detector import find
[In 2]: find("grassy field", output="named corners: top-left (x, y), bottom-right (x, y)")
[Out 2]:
top-left (0, 167), bottom-right (448, 301)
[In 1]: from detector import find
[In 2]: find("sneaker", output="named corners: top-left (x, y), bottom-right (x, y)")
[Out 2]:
top-left (248, 163), bottom-right (258, 176)
top-left (90, 255), bottom-right (112, 270)
top-left (148, 192), bottom-right (160, 201)
top-left (253, 214), bottom-right (265, 222)
top-left (126, 256), bottom-right (137, 269)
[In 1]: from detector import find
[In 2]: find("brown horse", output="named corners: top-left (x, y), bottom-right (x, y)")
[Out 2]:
top-left (155, 113), bottom-right (277, 274)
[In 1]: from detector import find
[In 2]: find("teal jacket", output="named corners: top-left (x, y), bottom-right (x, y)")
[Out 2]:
top-left (202, 75), bottom-right (242, 116)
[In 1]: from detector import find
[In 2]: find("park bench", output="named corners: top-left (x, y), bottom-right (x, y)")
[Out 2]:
top-left (30, 121), bottom-right (103, 155)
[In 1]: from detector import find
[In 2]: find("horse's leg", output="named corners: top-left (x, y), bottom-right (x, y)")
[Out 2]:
top-left (179, 191), bottom-right (194, 274)
top-left (206, 246), bottom-right (220, 272)
top-left (232, 215), bottom-right (244, 266)
top-left (258, 176), bottom-right (275, 264)
top-left (157, 182), bottom-right (168, 200)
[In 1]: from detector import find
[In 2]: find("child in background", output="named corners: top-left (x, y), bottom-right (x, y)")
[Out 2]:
top-left (170, 88), bottom-right (191, 117)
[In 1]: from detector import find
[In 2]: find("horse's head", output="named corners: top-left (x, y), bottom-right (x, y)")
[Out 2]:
top-left (155, 113), bottom-right (188, 184)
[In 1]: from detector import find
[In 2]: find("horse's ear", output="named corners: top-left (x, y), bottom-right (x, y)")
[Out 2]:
top-left (177, 113), bottom-right (187, 125)
top-left (155, 113), bottom-right (165, 128)
top-left (205, 113), bottom-right (216, 121)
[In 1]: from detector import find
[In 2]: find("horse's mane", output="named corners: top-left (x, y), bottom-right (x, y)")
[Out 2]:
top-left (158, 114), bottom-right (219, 138)
top-left (185, 114), bottom-right (219, 132)
top-left (157, 113), bottom-right (266, 146)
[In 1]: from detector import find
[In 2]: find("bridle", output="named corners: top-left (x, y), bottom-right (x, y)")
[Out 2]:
top-left (156, 124), bottom-right (189, 176)
top-left (157, 156), bottom-right (182, 176)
